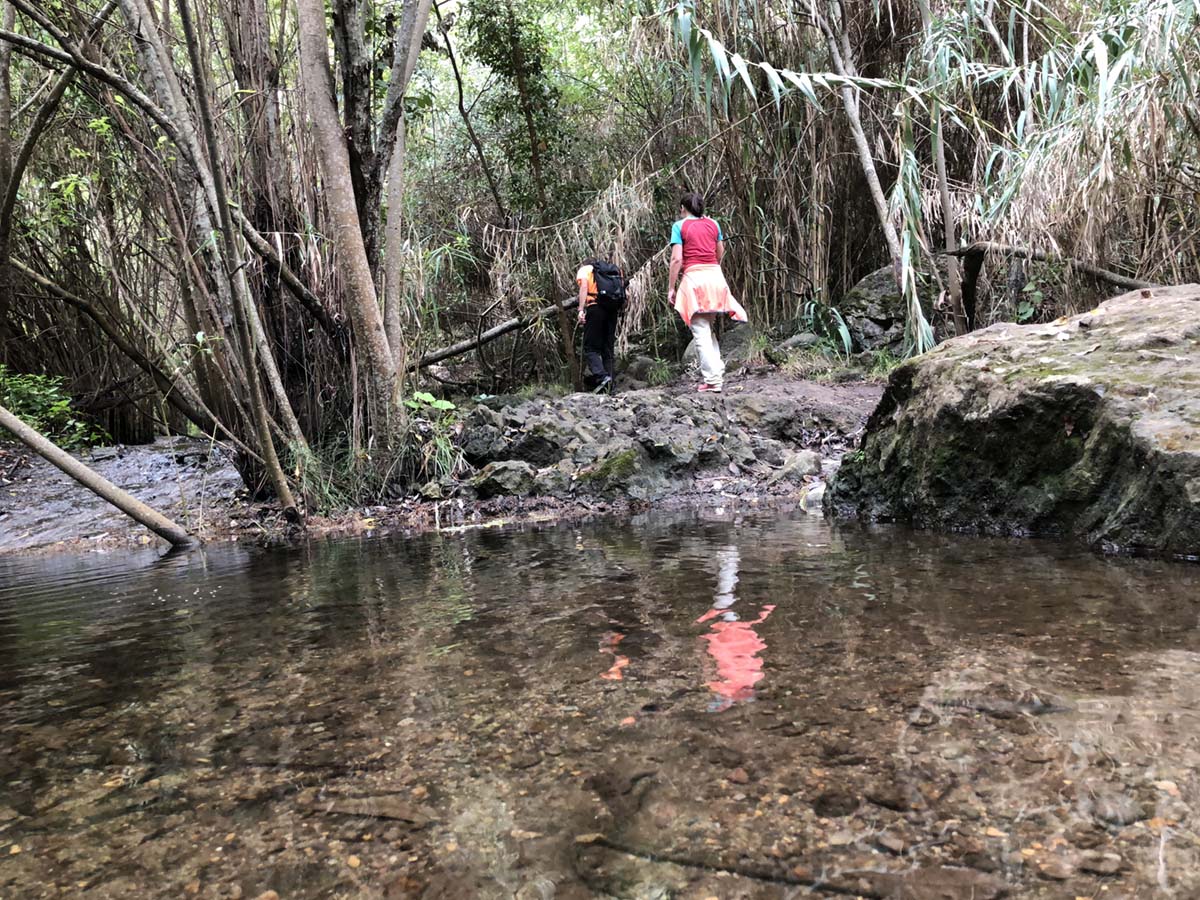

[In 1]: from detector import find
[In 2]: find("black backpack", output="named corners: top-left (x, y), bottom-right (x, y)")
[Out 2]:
top-left (591, 261), bottom-right (626, 308)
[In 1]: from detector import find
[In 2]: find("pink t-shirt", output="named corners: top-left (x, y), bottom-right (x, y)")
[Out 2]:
top-left (671, 216), bottom-right (724, 270)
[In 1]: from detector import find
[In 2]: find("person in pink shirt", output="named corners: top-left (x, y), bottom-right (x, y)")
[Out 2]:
top-left (666, 192), bottom-right (748, 393)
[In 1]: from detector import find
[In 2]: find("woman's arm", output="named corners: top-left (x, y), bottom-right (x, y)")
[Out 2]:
top-left (716, 240), bottom-right (725, 264)
top-left (668, 244), bottom-right (683, 302)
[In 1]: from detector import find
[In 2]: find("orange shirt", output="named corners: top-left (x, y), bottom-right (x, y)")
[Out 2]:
top-left (575, 265), bottom-right (598, 307)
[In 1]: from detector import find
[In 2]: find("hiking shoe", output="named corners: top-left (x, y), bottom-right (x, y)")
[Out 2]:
top-left (697, 383), bottom-right (722, 393)
top-left (592, 376), bottom-right (613, 394)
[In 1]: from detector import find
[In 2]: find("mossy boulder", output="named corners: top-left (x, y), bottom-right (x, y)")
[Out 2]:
top-left (840, 264), bottom-right (939, 353)
top-left (471, 461), bottom-right (538, 498)
top-left (828, 285), bottom-right (1200, 558)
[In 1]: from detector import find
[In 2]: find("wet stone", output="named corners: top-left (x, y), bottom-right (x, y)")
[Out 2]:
top-left (1036, 857), bottom-right (1074, 880)
top-left (1089, 791), bottom-right (1147, 826)
top-left (876, 831), bottom-right (907, 855)
top-left (1080, 851), bottom-right (1125, 875)
top-left (813, 789), bottom-right (859, 818)
top-left (4, 507), bottom-right (1200, 899)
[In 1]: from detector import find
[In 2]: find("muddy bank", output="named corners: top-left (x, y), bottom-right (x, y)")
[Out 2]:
top-left (829, 285), bottom-right (1200, 558)
top-left (0, 372), bottom-right (882, 554)
top-left (0, 437), bottom-right (244, 554)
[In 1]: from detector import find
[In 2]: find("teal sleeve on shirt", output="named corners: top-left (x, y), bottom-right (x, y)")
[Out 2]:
top-left (670, 220), bottom-right (683, 245)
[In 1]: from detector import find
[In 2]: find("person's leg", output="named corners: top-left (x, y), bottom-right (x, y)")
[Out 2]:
top-left (602, 303), bottom-right (619, 386)
top-left (582, 305), bottom-right (608, 386)
top-left (689, 314), bottom-right (725, 388)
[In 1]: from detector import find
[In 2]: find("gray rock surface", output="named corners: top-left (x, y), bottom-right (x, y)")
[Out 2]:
top-left (471, 461), bottom-right (539, 498)
top-left (840, 264), bottom-right (938, 353)
top-left (682, 321), bottom-right (757, 370)
top-left (456, 378), bottom-right (881, 502)
top-left (828, 285), bottom-right (1200, 557)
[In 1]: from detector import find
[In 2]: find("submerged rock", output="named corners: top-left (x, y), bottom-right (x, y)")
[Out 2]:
top-left (828, 285), bottom-right (1200, 557)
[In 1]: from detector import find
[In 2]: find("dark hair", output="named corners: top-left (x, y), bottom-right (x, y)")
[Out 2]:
top-left (680, 192), bottom-right (705, 217)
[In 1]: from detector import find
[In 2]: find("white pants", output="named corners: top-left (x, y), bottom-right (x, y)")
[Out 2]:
top-left (689, 313), bottom-right (725, 387)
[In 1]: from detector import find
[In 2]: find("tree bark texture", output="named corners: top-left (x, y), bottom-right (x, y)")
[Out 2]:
top-left (296, 0), bottom-right (398, 429)
top-left (381, 0), bottom-right (434, 369)
top-left (178, 0), bottom-right (301, 519)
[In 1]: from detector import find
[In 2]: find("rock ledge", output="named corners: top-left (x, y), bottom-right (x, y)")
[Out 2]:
top-left (828, 285), bottom-right (1200, 557)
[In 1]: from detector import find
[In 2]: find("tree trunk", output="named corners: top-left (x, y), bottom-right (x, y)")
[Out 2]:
top-left (296, 0), bottom-right (398, 432)
top-left (409, 295), bottom-right (579, 370)
top-left (0, 402), bottom-right (197, 547)
top-left (380, 0), bottom-right (433, 374)
top-left (0, 1), bottom-right (13, 347)
top-left (437, 7), bottom-right (507, 220)
top-left (811, 3), bottom-right (902, 278)
top-left (916, 0), bottom-right (967, 335)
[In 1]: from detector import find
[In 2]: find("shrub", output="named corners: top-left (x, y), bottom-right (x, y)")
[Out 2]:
top-left (0, 364), bottom-right (107, 450)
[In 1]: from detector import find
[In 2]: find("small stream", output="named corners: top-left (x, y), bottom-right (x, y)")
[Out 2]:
top-left (2, 511), bottom-right (1199, 898)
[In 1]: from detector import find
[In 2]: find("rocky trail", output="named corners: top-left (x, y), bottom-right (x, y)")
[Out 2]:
top-left (0, 372), bottom-right (882, 554)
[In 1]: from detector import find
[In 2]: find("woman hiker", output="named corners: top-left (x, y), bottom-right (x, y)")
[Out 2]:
top-left (666, 192), bottom-right (748, 393)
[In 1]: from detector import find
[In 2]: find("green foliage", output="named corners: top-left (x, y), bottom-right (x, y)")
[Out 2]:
top-left (866, 350), bottom-right (903, 381)
top-left (404, 390), bottom-right (456, 413)
top-left (800, 300), bottom-right (853, 361)
top-left (399, 392), bottom-right (462, 486)
top-left (1017, 281), bottom-right (1046, 323)
top-left (465, 0), bottom-right (568, 213)
top-left (646, 357), bottom-right (673, 386)
top-left (0, 365), bottom-right (107, 450)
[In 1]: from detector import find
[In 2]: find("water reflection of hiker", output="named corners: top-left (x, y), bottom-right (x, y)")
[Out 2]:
top-left (666, 193), bottom-right (748, 393)
top-left (576, 257), bottom-right (627, 394)
top-left (695, 544), bottom-right (775, 711)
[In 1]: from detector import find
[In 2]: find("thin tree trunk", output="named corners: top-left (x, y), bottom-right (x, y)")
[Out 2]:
top-left (380, 0), bottom-right (433, 371)
top-left (296, 0), bottom-right (397, 432)
top-left (437, 6), bottom-right (507, 219)
top-left (331, 0), bottom-right (375, 257)
top-left (810, 2), bottom-right (902, 279)
top-left (508, 4), bottom-right (548, 217)
top-left (916, 0), bottom-right (966, 335)
top-left (409, 295), bottom-right (579, 370)
top-left (0, 403), bottom-right (197, 547)
top-left (179, 0), bottom-right (300, 519)
top-left (0, 0), bottom-right (14, 346)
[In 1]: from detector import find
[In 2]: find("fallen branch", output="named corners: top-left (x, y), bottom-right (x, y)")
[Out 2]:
top-left (408, 296), bottom-right (579, 371)
top-left (0, 403), bottom-right (197, 548)
top-left (946, 242), bottom-right (1156, 291)
top-left (234, 210), bottom-right (344, 342)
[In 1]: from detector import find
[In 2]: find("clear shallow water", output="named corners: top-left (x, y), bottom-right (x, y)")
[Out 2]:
top-left (2, 511), bottom-right (1199, 898)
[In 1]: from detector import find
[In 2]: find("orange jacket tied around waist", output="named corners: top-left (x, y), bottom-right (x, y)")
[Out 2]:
top-left (674, 264), bottom-right (749, 328)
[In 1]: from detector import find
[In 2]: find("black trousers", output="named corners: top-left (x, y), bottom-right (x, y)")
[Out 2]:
top-left (582, 301), bottom-right (619, 385)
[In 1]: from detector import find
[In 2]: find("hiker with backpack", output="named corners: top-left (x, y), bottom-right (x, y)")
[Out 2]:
top-left (576, 258), bottom-right (627, 393)
top-left (666, 192), bottom-right (748, 393)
